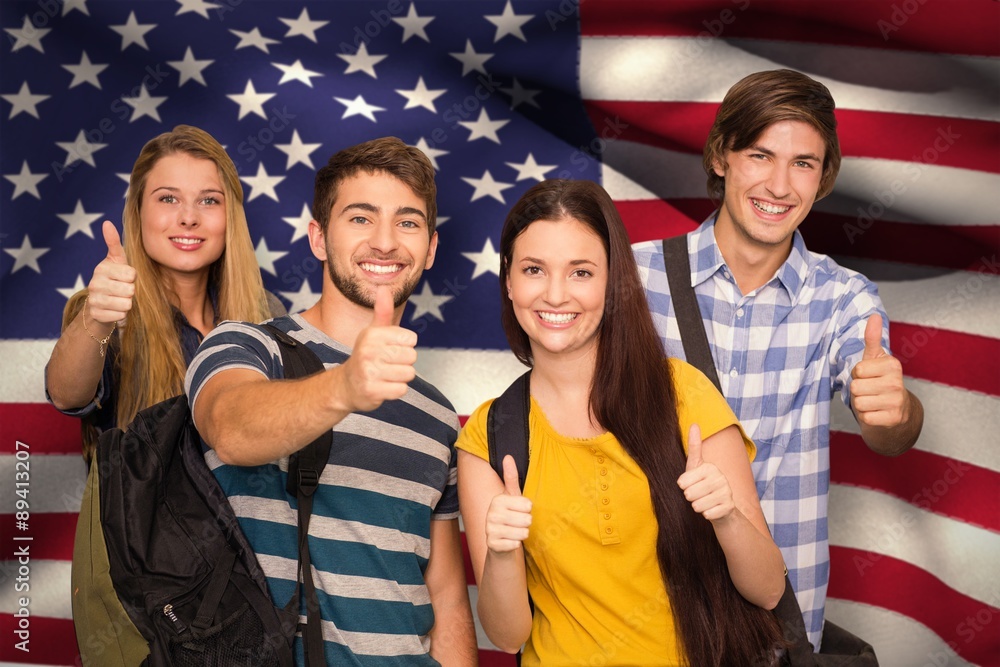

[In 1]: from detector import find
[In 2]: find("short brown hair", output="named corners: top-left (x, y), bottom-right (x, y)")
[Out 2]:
top-left (704, 69), bottom-right (841, 202)
top-left (313, 137), bottom-right (437, 235)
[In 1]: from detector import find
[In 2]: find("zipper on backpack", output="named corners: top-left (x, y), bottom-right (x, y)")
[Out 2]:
top-left (163, 603), bottom-right (187, 634)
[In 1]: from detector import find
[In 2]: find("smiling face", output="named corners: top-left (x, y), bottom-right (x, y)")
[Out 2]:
top-left (140, 153), bottom-right (227, 279)
top-left (314, 171), bottom-right (438, 309)
top-left (506, 217), bottom-right (608, 362)
top-left (713, 120), bottom-right (826, 254)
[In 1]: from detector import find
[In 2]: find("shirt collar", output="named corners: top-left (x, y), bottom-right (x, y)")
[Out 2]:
top-left (690, 213), bottom-right (810, 301)
top-left (778, 230), bottom-right (810, 300)
top-left (689, 216), bottom-right (727, 288)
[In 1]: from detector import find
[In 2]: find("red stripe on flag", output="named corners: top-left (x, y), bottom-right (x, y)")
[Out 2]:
top-left (586, 101), bottom-right (1000, 173)
top-left (580, 0), bottom-right (1000, 57)
top-left (800, 215), bottom-right (1000, 274)
top-left (1, 513), bottom-right (78, 561)
top-left (828, 546), bottom-right (999, 665)
top-left (616, 198), bottom-right (1000, 273)
top-left (586, 101), bottom-right (713, 157)
top-left (479, 649), bottom-right (517, 666)
top-left (890, 323), bottom-right (1000, 396)
top-left (0, 404), bottom-right (82, 455)
top-left (618, 199), bottom-right (703, 243)
top-left (836, 109), bottom-right (1000, 173)
top-left (830, 432), bottom-right (1000, 532)
top-left (461, 530), bottom-right (477, 587)
top-left (462, 534), bottom-right (516, 665)
top-left (0, 614), bottom-right (79, 665)
top-left (3, 514), bottom-right (77, 562)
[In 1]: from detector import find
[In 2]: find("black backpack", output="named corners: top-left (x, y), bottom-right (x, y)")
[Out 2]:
top-left (72, 325), bottom-right (330, 667)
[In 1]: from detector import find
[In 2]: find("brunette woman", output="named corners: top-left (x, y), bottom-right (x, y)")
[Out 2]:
top-left (457, 179), bottom-right (785, 666)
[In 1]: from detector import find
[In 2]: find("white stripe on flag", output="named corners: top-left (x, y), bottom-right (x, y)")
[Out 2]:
top-left (6, 338), bottom-right (996, 422)
top-left (415, 347), bottom-right (526, 416)
top-left (839, 259), bottom-right (1000, 340)
top-left (0, 342), bottom-right (526, 414)
top-left (601, 146), bottom-right (704, 200)
top-left (0, 339), bottom-right (54, 402)
top-left (467, 585), bottom-right (503, 652)
top-left (831, 380), bottom-right (1000, 471)
top-left (581, 36), bottom-right (1000, 121)
top-left (0, 454), bottom-right (87, 513)
top-left (825, 599), bottom-right (974, 667)
top-left (0, 559), bottom-right (72, 619)
top-left (828, 484), bottom-right (1000, 604)
top-left (820, 159), bottom-right (1000, 227)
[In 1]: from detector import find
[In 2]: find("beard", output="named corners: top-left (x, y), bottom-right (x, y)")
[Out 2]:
top-left (326, 255), bottom-right (420, 309)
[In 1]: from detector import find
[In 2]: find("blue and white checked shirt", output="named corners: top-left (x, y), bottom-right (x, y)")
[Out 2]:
top-left (633, 217), bottom-right (889, 649)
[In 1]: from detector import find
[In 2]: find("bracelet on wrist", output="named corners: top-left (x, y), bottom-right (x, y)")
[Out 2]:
top-left (83, 297), bottom-right (116, 357)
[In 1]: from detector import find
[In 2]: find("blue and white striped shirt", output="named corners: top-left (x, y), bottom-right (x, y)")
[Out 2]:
top-left (185, 314), bottom-right (460, 666)
top-left (633, 217), bottom-right (889, 650)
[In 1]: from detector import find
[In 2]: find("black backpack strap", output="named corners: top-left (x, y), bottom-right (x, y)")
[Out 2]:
top-left (263, 324), bottom-right (331, 667)
top-left (663, 235), bottom-right (722, 393)
top-left (486, 370), bottom-right (534, 665)
top-left (487, 370), bottom-right (531, 490)
top-left (192, 546), bottom-right (238, 631)
top-left (775, 572), bottom-right (819, 665)
top-left (775, 572), bottom-right (878, 665)
top-left (663, 238), bottom-right (845, 663)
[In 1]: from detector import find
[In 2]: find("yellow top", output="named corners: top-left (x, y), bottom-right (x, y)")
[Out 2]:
top-left (456, 358), bottom-right (755, 666)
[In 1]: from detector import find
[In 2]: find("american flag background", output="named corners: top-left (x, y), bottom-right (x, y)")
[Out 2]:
top-left (0, 0), bottom-right (997, 665)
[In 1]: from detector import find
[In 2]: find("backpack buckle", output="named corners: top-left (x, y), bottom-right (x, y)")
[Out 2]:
top-left (297, 468), bottom-right (319, 496)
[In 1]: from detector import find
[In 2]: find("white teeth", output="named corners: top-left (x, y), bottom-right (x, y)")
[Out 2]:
top-left (360, 262), bottom-right (401, 274)
top-left (171, 238), bottom-right (202, 245)
top-left (538, 312), bottom-right (577, 324)
top-left (752, 199), bottom-right (790, 215)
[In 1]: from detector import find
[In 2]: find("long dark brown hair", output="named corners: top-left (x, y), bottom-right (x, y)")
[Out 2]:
top-left (499, 179), bottom-right (782, 666)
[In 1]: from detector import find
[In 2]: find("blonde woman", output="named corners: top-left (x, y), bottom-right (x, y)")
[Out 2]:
top-left (45, 125), bottom-right (283, 460)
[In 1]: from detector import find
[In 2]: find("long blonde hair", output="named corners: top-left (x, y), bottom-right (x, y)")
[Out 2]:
top-left (111, 125), bottom-right (268, 430)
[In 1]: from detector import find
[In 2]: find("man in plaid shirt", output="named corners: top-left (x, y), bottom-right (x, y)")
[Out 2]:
top-left (633, 69), bottom-right (924, 651)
